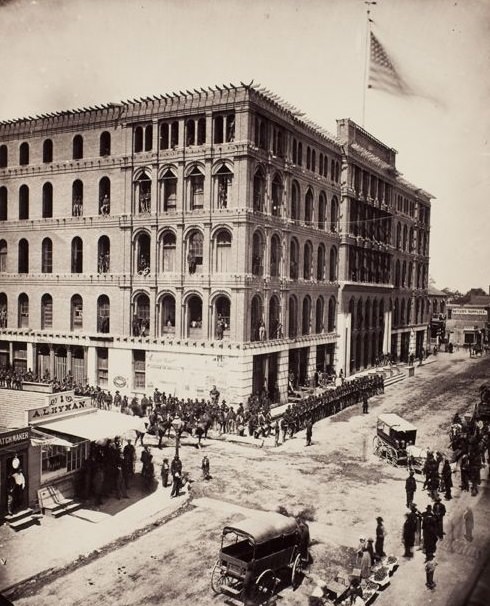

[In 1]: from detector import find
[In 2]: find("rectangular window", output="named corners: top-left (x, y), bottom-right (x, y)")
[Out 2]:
top-left (133, 350), bottom-right (146, 389)
top-left (13, 343), bottom-right (27, 372)
top-left (97, 348), bottom-right (108, 387)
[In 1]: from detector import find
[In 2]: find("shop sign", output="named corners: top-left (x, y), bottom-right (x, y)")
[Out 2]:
top-left (0, 427), bottom-right (31, 449)
top-left (27, 395), bottom-right (94, 423)
top-left (452, 308), bottom-right (487, 317)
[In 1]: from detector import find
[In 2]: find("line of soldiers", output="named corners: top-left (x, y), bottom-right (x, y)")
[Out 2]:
top-left (280, 374), bottom-right (384, 439)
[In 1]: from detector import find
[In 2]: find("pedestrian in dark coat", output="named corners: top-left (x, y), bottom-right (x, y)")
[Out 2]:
top-left (403, 514), bottom-right (416, 557)
top-left (441, 459), bottom-right (453, 500)
top-left (405, 471), bottom-right (417, 508)
top-left (375, 517), bottom-right (386, 559)
top-left (161, 458), bottom-right (169, 487)
top-left (422, 505), bottom-right (438, 560)
top-left (362, 394), bottom-right (369, 414)
top-left (433, 497), bottom-right (446, 539)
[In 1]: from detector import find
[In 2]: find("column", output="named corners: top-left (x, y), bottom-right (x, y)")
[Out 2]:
top-left (86, 346), bottom-right (97, 385)
top-left (67, 345), bottom-right (72, 374)
top-left (277, 349), bottom-right (290, 404)
top-left (27, 342), bottom-right (35, 373)
top-left (49, 345), bottom-right (55, 379)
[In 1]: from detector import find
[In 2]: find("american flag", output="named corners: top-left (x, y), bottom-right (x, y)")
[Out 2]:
top-left (368, 32), bottom-right (411, 95)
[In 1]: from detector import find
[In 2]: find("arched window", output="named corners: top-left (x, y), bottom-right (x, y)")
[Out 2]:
top-left (316, 297), bottom-right (324, 333)
top-left (288, 295), bottom-right (298, 338)
top-left (135, 172), bottom-right (151, 213)
top-left (305, 189), bottom-right (314, 225)
top-left (71, 237), bottom-right (83, 273)
top-left (160, 294), bottom-right (176, 334)
top-left (318, 192), bottom-right (326, 229)
top-left (306, 147), bottom-right (311, 170)
top-left (328, 297), bottom-right (336, 332)
top-left (302, 296), bottom-right (311, 335)
top-left (253, 168), bottom-right (266, 212)
top-left (251, 295), bottom-right (263, 341)
top-left (317, 245), bottom-right (326, 281)
top-left (329, 247), bottom-right (338, 281)
top-left (365, 299), bottom-right (371, 329)
top-left (19, 185), bottom-right (29, 220)
top-left (41, 294), bottom-right (53, 329)
top-left (269, 296), bottom-right (281, 339)
top-left (41, 238), bottom-right (53, 273)
top-left (161, 231), bottom-right (176, 273)
top-left (395, 259), bottom-right (401, 287)
top-left (303, 241), bottom-right (313, 280)
top-left (252, 231), bottom-right (264, 277)
top-left (311, 150), bottom-right (316, 172)
top-left (271, 174), bottom-right (282, 217)
top-left (42, 182), bottom-right (53, 218)
top-left (188, 167), bottom-right (204, 210)
top-left (18, 293), bottom-right (29, 328)
top-left (402, 225), bottom-right (408, 251)
top-left (330, 196), bottom-right (339, 232)
top-left (396, 223), bottom-right (402, 249)
top-left (100, 131), bottom-right (111, 156)
top-left (0, 186), bottom-right (7, 220)
top-left (401, 299), bottom-right (406, 326)
top-left (187, 294), bottom-right (203, 336)
top-left (357, 299), bottom-right (364, 330)
top-left (297, 142), bottom-right (303, 166)
top-left (97, 295), bottom-right (110, 333)
top-left (213, 116), bottom-right (224, 144)
top-left (43, 139), bottom-right (53, 163)
top-left (133, 293), bottom-right (150, 336)
top-left (0, 145), bottom-right (7, 168)
top-left (214, 295), bottom-right (230, 339)
top-left (97, 236), bottom-right (110, 273)
top-left (99, 177), bottom-right (111, 215)
top-left (18, 239), bottom-right (29, 273)
top-left (270, 234), bottom-right (281, 277)
top-left (70, 295), bottom-right (83, 331)
top-left (290, 238), bottom-right (299, 279)
top-left (73, 135), bottom-right (83, 160)
top-left (215, 165), bottom-right (233, 209)
top-left (19, 142), bottom-right (29, 166)
top-left (136, 232), bottom-right (151, 274)
top-left (0, 240), bottom-right (6, 273)
top-left (0, 293), bottom-right (7, 328)
top-left (72, 180), bottom-right (83, 216)
top-left (292, 139), bottom-right (297, 164)
top-left (394, 299), bottom-right (399, 326)
top-left (187, 230), bottom-right (204, 273)
top-left (186, 120), bottom-right (196, 146)
top-left (197, 118), bottom-right (206, 145)
top-left (215, 229), bottom-right (232, 273)
top-left (290, 180), bottom-right (300, 221)
top-left (160, 168), bottom-right (177, 211)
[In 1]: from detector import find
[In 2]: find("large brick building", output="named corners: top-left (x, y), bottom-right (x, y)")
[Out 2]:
top-left (0, 83), bottom-right (432, 403)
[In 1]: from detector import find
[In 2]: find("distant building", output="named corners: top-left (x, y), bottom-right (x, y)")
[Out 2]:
top-left (446, 291), bottom-right (490, 347)
top-left (0, 83), bottom-right (433, 403)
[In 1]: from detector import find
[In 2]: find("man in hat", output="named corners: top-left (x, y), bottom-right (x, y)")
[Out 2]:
top-left (405, 470), bottom-right (417, 509)
top-left (422, 505), bottom-right (438, 560)
top-left (403, 514), bottom-right (416, 557)
top-left (433, 497), bottom-right (446, 540)
top-left (375, 517), bottom-right (386, 559)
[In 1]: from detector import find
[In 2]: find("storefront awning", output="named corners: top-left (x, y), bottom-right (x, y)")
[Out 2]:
top-left (31, 428), bottom-right (74, 448)
top-left (38, 410), bottom-right (143, 442)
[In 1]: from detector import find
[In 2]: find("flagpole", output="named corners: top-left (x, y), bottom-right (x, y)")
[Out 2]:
top-left (362, 2), bottom-right (376, 127)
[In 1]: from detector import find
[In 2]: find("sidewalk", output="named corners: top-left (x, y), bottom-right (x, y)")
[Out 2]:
top-left (0, 473), bottom-right (190, 593)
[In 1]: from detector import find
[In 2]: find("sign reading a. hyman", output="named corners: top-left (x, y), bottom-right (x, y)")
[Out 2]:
top-left (27, 393), bottom-right (94, 423)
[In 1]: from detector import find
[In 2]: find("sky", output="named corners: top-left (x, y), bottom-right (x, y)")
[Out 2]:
top-left (0, 0), bottom-right (488, 293)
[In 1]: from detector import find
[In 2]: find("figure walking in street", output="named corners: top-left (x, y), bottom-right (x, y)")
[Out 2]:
top-left (170, 455), bottom-right (183, 497)
top-left (305, 418), bottom-right (313, 446)
top-left (201, 455), bottom-right (210, 480)
top-left (375, 517), bottom-right (386, 559)
top-left (433, 497), bottom-right (446, 540)
top-left (463, 506), bottom-right (474, 542)
top-left (405, 470), bottom-right (417, 508)
top-left (362, 394), bottom-right (369, 414)
top-left (403, 513), bottom-right (416, 558)
top-left (441, 459), bottom-right (453, 500)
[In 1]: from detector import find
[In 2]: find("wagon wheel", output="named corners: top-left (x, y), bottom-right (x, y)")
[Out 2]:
top-left (386, 445), bottom-right (398, 466)
top-left (211, 559), bottom-right (230, 595)
top-left (291, 552), bottom-right (306, 588)
top-left (372, 435), bottom-right (381, 456)
top-left (255, 569), bottom-right (277, 603)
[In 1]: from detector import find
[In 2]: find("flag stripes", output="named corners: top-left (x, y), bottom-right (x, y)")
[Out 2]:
top-left (368, 32), bottom-right (411, 96)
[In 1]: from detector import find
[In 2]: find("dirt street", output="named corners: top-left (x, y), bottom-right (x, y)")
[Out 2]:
top-left (9, 352), bottom-right (490, 606)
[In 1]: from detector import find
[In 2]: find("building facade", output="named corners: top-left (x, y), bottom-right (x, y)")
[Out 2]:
top-left (0, 84), bottom-right (432, 403)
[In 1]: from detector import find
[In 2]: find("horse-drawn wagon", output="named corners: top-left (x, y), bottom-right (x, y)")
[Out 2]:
top-left (373, 413), bottom-right (417, 466)
top-left (211, 511), bottom-right (309, 604)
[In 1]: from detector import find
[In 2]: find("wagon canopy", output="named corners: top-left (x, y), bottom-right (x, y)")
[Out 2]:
top-left (378, 413), bottom-right (417, 433)
top-left (223, 512), bottom-right (298, 545)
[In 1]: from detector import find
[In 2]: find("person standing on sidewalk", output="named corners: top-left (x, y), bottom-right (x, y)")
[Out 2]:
top-left (362, 394), bottom-right (369, 414)
top-left (433, 497), bottom-right (446, 539)
top-left (160, 458), bottom-right (170, 488)
top-left (305, 418), bottom-right (313, 446)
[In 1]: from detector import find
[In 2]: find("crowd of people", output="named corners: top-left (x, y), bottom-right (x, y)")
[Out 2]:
top-left (0, 366), bottom-right (78, 392)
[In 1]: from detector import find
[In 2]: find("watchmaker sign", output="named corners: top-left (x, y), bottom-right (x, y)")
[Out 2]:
top-left (0, 427), bottom-right (31, 450)
top-left (27, 392), bottom-right (94, 423)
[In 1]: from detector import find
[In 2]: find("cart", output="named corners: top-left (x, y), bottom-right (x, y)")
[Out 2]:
top-left (211, 511), bottom-right (308, 603)
top-left (373, 413), bottom-right (417, 466)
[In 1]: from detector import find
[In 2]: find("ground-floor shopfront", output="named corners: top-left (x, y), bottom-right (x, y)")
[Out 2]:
top-left (0, 427), bottom-right (36, 518)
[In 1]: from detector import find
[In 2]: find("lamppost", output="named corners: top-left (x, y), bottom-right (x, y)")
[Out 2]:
top-left (172, 415), bottom-right (183, 457)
